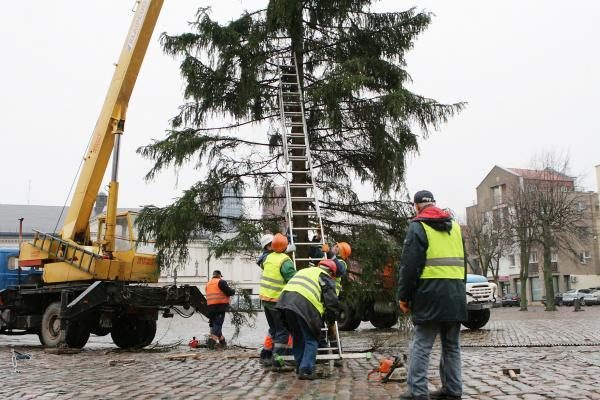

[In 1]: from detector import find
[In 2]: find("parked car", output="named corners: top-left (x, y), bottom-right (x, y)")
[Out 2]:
top-left (583, 290), bottom-right (600, 306)
top-left (562, 289), bottom-right (591, 306)
top-left (542, 293), bottom-right (563, 306)
top-left (501, 293), bottom-right (520, 307)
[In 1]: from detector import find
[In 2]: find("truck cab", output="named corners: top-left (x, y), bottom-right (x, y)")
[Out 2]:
top-left (463, 274), bottom-right (497, 330)
top-left (0, 248), bottom-right (42, 290)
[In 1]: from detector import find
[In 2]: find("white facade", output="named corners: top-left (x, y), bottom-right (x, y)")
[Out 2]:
top-left (158, 240), bottom-right (261, 294)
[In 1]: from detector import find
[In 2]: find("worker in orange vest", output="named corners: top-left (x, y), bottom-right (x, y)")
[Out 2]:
top-left (205, 270), bottom-right (235, 349)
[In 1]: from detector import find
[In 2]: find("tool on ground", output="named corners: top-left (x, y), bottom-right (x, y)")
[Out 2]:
top-left (502, 367), bottom-right (521, 381)
top-left (276, 53), bottom-right (369, 366)
top-left (11, 348), bottom-right (31, 373)
top-left (367, 355), bottom-right (407, 383)
top-left (188, 337), bottom-right (200, 348)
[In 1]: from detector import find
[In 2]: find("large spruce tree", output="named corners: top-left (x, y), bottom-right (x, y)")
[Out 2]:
top-left (136, 1), bottom-right (463, 273)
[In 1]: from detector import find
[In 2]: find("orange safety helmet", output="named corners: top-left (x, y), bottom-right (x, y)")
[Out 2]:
top-left (336, 242), bottom-right (351, 259)
top-left (318, 259), bottom-right (337, 278)
top-left (271, 233), bottom-right (289, 253)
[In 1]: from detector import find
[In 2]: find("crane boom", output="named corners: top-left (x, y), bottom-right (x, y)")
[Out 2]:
top-left (61, 0), bottom-right (164, 243)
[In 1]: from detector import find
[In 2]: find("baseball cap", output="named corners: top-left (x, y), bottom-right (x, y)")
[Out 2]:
top-left (413, 190), bottom-right (435, 204)
top-left (213, 270), bottom-right (223, 277)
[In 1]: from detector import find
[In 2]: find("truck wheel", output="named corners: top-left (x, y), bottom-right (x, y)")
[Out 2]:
top-left (111, 318), bottom-right (156, 349)
top-left (370, 312), bottom-right (398, 329)
top-left (462, 309), bottom-right (490, 330)
top-left (40, 302), bottom-right (66, 347)
top-left (65, 321), bottom-right (90, 349)
top-left (337, 302), bottom-right (361, 331)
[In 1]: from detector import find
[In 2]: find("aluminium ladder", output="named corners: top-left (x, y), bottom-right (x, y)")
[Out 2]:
top-left (276, 53), bottom-right (326, 268)
top-left (276, 53), bottom-right (369, 365)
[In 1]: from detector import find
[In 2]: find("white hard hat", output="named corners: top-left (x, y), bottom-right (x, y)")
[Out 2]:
top-left (260, 234), bottom-right (274, 249)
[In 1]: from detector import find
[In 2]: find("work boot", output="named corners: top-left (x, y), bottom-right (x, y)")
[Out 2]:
top-left (430, 389), bottom-right (461, 400)
top-left (218, 338), bottom-right (227, 349)
top-left (399, 392), bottom-right (429, 400)
top-left (206, 338), bottom-right (217, 350)
top-left (298, 370), bottom-right (316, 380)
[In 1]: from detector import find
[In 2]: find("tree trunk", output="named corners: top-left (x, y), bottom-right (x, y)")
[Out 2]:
top-left (518, 237), bottom-right (529, 311)
top-left (542, 226), bottom-right (556, 311)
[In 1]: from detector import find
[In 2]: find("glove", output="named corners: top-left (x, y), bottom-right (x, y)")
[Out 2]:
top-left (399, 300), bottom-right (410, 315)
top-left (285, 244), bottom-right (296, 253)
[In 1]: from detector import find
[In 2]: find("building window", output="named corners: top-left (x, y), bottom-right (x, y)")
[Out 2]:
top-left (492, 185), bottom-right (503, 206)
top-left (530, 251), bottom-right (538, 263)
top-left (580, 251), bottom-right (592, 264)
top-left (508, 254), bottom-right (516, 267)
top-left (551, 251), bottom-right (558, 263)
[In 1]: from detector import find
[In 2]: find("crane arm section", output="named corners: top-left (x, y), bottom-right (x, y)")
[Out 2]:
top-left (61, 0), bottom-right (164, 242)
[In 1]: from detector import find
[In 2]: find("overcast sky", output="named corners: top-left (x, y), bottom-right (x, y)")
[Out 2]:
top-left (1, 1), bottom-right (599, 222)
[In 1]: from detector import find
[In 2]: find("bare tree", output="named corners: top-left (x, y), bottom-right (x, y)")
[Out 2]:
top-left (465, 207), bottom-right (506, 283)
top-left (527, 152), bottom-right (589, 311)
top-left (505, 184), bottom-right (536, 311)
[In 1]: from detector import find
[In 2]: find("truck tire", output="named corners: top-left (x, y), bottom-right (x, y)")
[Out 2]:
top-left (65, 321), bottom-right (91, 349)
top-left (40, 302), bottom-right (66, 347)
top-left (337, 302), bottom-right (361, 331)
top-left (462, 309), bottom-right (490, 330)
top-left (111, 318), bottom-right (156, 349)
top-left (370, 312), bottom-right (398, 329)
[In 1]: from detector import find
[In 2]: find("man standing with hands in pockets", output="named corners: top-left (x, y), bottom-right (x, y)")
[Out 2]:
top-left (397, 190), bottom-right (467, 400)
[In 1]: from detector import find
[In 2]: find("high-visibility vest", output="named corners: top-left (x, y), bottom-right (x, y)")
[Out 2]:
top-left (259, 252), bottom-right (291, 301)
top-left (205, 278), bottom-right (230, 305)
top-left (420, 221), bottom-right (465, 280)
top-left (282, 267), bottom-right (326, 315)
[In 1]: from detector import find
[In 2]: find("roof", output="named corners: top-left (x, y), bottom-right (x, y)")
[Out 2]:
top-left (0, 204), bottom-right (67, 234)
top-left (0, 204), bottom-right (140, 234)
top-left (508, 168), bottom-right (574, 182)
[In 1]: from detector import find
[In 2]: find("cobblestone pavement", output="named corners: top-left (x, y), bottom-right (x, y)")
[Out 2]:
top-left (2, 305), bottom-right (600, 399)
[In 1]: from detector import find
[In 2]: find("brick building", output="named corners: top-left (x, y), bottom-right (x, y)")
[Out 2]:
top-left (466, 165), bottom-right (600, 301)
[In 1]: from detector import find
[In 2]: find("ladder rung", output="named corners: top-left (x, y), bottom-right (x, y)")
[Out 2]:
top-left (317, 347), bottom-right (340, 352)
top-left (284, 112), bottom-right (303, 116)
top-left (287, 133), bottom-right (305, 137)
top-left (285, 123), bottom-right (304, 127)
top-left (281, 73), bottom-right (297, 77)
top-left (290, 170), bottom-right (310, 173)
top-left (292, 210), bottom-right (318, 215)
top-left (289, 156), bottom-right (307, 160)
top-left (293, 257), bottom-right (319, 261)
top-left (282, 92), bottom-right (301, 95)
top-left (288, 145), bottom-right (307, 150)
top-left (282, 102), bottom-right (300, 105)
top-left (289, 183), bottom-right (313, 187)
top-left (291, 197), bottom-right (315, 201)
top-left (281, 82), bottom-right (298, 86)
top-left (290, 227), bottom-right (319, 230)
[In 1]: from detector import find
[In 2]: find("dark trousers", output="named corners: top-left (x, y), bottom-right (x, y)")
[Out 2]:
top-left (284, 309), bottom-right (319, 374)
top-left (208, 312), bottom-right (225, 338)
top-left (263, 301), bottom-right (289, 363)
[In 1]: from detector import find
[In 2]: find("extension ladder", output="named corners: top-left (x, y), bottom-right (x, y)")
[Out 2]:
top-left (276, 53), bottom-right (325, 268)
top-left (276, 54), bottom-right (370, 365)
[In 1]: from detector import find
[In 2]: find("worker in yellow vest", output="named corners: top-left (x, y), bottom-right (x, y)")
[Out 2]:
top-left (205, 270), bottom-right (235, 349)
top-left (397, 190), bottom-right (466, 400)
top-left (258, 233), bottom-right (296, 371)
top-left (276, 259), bottom-right (340, 380)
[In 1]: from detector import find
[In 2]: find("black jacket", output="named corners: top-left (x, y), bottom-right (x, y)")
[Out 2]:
top-left (276, 272), bottom-right (340, 338)
top-left (397, 206), bottom-right (467, 324)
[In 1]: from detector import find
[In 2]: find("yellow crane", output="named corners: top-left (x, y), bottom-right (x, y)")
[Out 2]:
top-left (0, 1), bottom-right (208, 349)
top-left (20, 0), bottom-right (163, 284)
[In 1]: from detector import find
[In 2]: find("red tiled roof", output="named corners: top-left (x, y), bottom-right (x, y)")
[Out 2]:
top-left (507, 168), bottom-right (573, 182)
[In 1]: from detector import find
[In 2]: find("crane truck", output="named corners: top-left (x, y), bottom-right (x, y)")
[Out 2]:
top-left (0, 0), bottom-right (208, 349)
